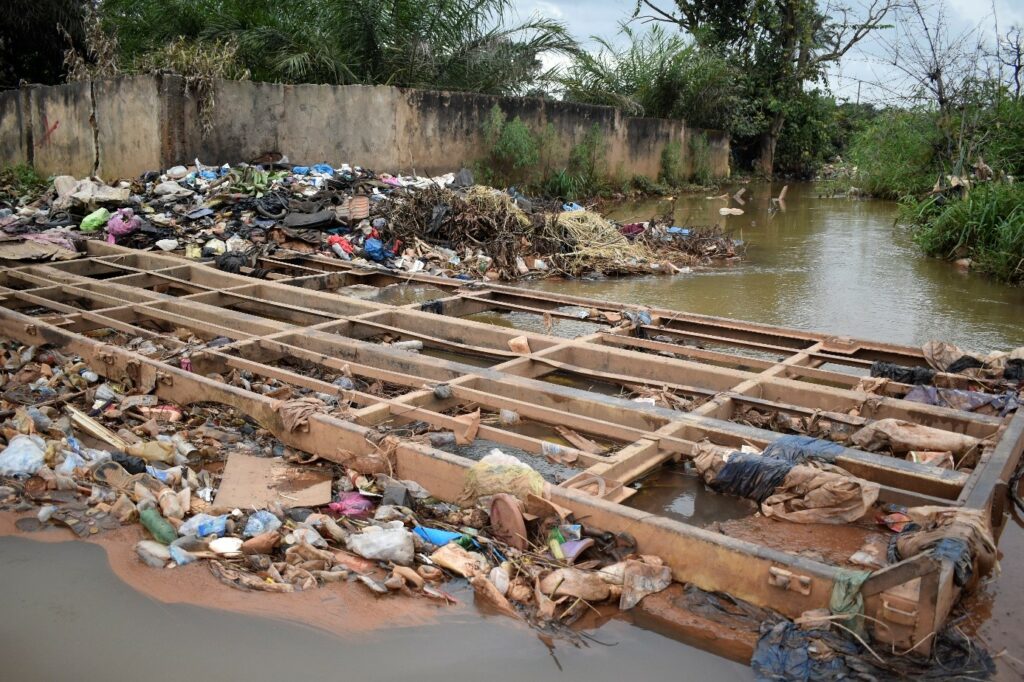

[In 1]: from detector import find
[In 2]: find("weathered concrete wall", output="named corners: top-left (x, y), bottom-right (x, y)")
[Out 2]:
top-left (94, 77), bottom-right (163, 180)
top-left (1, 76), bottom-right (730, 181)
top-left (28, 81), bottom-right (97, 178)
top-left (0, 89), bottom-right (31, 168)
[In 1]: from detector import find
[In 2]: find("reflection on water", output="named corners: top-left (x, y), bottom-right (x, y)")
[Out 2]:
top-left (529, 183), bottom-right (1024, 351)
top-left (629, 465), bottom-right (756, 526)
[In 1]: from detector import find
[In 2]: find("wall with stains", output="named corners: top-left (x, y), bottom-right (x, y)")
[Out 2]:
top-left (1, 75), bottom-right (730, 181)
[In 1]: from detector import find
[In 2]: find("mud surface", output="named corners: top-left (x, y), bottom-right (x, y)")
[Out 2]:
top-left (0, 532), bottom-right (748, 682)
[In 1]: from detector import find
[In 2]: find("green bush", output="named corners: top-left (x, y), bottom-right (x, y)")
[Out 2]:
top-left (478, 105), bottom-right (541, 188)
top-left (904, 183), bottom-right (1024, 283)
top-left (477, 108), bottom-right (613, 200)
top-left (981, 97), bottom-right (1024, 179)
top-left (563, 124), bottom-right (607, 197)
top-left (848, 110), bottom-right (941, 198)
top-left (689, 133), bottom-right (712, 185)
top-left (630, 174), bottom-right (668, 195)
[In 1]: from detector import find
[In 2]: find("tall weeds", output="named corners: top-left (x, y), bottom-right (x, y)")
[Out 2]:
top-left (904, 183), bottom-right (1024, 283)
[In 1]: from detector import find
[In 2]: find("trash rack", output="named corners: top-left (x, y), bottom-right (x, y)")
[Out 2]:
top-left (0, 240), bottom-right (1021, 663)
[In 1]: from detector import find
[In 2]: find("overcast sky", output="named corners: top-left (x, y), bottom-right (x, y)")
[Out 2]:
top-left (514, 0), bottom-right (1024, 103)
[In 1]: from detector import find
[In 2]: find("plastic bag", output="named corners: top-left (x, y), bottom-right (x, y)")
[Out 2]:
top-left (458, 450), bottom-right (546, 505)
top-left (346, 523), bottom-right (415, 565)
top-left (363, 237), bottom-right (386, 262)
top-left (328, 492), bottom-right (375, 518)
top-left (178, 513), bottom-right (228, 538)
top-left (0, 435), bottom-right (46, 476)
top-left (80, 208), bottom-right (110, 233)
top-left (56, 450), bottom-right (86, 475)
top-left (244, 510), bottom-right (282, 537)
top-left (106, 208), bottom-right (141, 243)
top-left (761, 435), bottom-right (843, 464)
top-left (413, 526), bottom-right (462, 547)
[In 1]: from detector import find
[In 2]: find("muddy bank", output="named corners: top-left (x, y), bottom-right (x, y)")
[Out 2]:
top-left (0, 511), bottom-right (441, 637)
top-left (0, 534), bottom-right (748, 682)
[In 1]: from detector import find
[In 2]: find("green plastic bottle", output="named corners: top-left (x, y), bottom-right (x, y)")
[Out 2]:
top-left (140, 508), bottom-right (177, 545)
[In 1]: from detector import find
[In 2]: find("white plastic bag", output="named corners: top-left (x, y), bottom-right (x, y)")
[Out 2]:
top-left (346, 522), bottom-right (415, 565)
top-left (0, 435), bottom-right (46, 476)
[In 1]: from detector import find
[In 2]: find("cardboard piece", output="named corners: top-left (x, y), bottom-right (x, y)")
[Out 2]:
top-left (212, 453), bottom-right (332, 511)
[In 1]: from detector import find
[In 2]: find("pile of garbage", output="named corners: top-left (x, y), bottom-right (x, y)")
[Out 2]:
top-left (0, 158), bottom-right (742, 280)
top-left (0, 340), bottom-right (676, 631)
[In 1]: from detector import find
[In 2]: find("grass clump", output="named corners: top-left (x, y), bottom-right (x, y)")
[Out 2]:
top-left (0, 164), bottom-right (48, 204)
top-left (902, 182), bottom-right (1024, 283)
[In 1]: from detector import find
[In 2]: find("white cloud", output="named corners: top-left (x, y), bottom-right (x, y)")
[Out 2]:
top-left (513, 0), bottom-right (1023, 104)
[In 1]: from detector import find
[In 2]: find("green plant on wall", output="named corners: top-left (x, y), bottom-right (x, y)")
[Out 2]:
top-left (689, 132), bottom-right (712, 186)
top-left (568, 125), bottom-right (604, 181)
top-left (659, 140), bottom-right (683, 186)
top-left (479, 105), bottom-right (541, 188)
top-left (478, 107), bottom-right (614, 199)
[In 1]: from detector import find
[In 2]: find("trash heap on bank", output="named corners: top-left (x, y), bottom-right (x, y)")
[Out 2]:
top-left (0, 159), bottom-right (741, 279)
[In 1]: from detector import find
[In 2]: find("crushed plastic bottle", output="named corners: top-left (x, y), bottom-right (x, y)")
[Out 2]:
top-left (244, 510), bottom-right (282, 538)
top-left (178, 513), bottom-right (228, 538)
top-left (139, 508), bottom-right (177, 544)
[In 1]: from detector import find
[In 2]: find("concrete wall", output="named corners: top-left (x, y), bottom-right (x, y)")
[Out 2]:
top-left (1, 75), bottom-right (730, 181)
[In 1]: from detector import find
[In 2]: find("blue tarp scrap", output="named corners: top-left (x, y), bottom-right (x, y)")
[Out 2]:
top-left (752, 621), bottom-right (856, 681)
top-left (904, 385), bottom-right (1019, 417)
top-left (762, 435), bottom-right (844, 464)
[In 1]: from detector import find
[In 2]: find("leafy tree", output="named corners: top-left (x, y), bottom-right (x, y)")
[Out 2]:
top-left (0, 0), bottom-right (90, 88)
top-left (634, 0), bottom-right (894, 174)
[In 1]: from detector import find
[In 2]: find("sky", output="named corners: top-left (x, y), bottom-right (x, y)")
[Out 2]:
top-left (513, 0), bottom-right (1024, 104)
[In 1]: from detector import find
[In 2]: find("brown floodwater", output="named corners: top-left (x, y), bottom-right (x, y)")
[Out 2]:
top-left (540, 182), bottom-right (1024, 349)
top-left (3, 182), bottom-right (1023, 680)
top-left (524, 181), bottom-right (1024, 679)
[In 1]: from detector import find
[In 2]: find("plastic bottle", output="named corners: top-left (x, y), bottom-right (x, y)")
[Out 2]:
top-left (179, 513), bottom-right (227, 538)
top-left (158, 488), bottom-right (183, 519)
top-left (140, 508), bottom-right (177, 544)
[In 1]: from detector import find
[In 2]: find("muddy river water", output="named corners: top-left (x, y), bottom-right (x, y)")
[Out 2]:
top-left (2, 182), bottom-right (1023, 680)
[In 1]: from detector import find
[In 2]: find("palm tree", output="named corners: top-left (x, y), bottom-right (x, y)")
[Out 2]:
top-left (99, 0), bottom-right (576, 94)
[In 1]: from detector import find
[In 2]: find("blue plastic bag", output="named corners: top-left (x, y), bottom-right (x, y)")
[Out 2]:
top-left (311, 163), bottom-right (334, 175)
top-left (363, 237), bottom-right (386, 262)
top-left (413, 526), bottom-right (462, 546)
top-left (761, 435), bottom-right (843, 464)
top-left (179, 513), bottom-right (227, 538)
